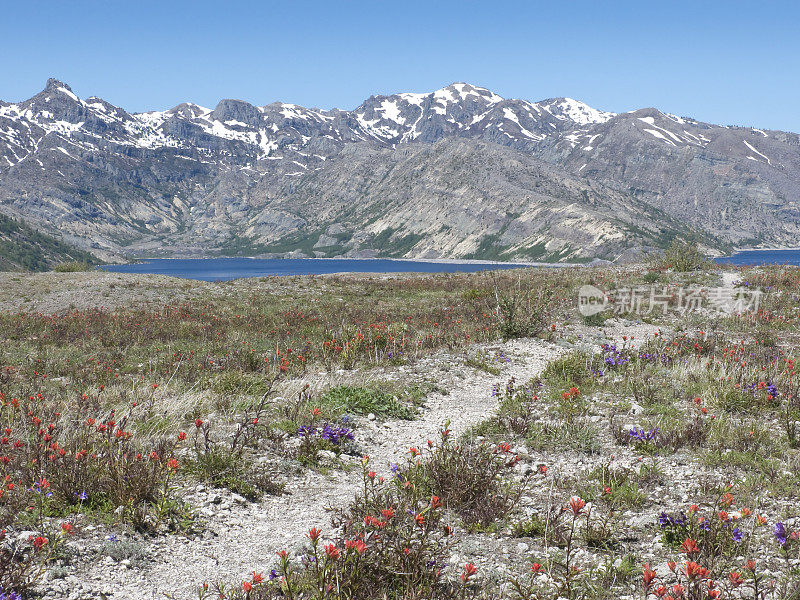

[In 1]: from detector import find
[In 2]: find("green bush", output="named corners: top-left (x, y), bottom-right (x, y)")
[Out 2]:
top-left (657, 239), bottom-right (713, 272)
top-left (542, 351), bottom-right (595, 390)
top-left (53, 261), bottom-right (93, 272)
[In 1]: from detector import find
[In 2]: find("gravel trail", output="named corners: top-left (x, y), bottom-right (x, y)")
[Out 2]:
top-left (63, 317), bottom-right (664, 600)
top-left (63, 337), bottom-right (561, 600)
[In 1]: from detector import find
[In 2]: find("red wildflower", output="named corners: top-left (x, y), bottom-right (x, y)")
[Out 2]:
top-left (30, 535), bottom-right (48, 551)
top-left (681, 538), bottom-right (700, 555)
top-left (685, 561), bottom-right (709, 580)
top-left (643, 564), bottom-right (657, 589)
top-left (461, 563), bottom-right (477, 582)
top-left (569, 496), bottom-right (586, 516)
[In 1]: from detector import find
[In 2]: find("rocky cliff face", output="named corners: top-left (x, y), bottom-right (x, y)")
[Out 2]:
top-left (1, 80), bottom-right (797, 262)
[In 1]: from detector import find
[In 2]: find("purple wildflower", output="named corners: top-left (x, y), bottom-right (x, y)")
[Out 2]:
top-left (775, 522), bottom-right (787, 546)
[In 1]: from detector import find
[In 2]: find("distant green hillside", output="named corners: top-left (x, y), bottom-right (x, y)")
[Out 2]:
top-left (0, 213), bottom-right (99, 271)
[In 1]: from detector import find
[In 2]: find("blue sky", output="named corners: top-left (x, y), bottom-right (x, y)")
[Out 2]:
top-left (2, 0), bottom-right (799, 132)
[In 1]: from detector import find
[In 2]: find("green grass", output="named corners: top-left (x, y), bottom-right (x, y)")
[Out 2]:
top-left (526, 421), bottom-right (602, 454)
top-left (542, 351), bottom-right (597, 391)
top-left (464, 355), bottom-right (501, 375)
top-left (316, 385), bottom-right (417, 420)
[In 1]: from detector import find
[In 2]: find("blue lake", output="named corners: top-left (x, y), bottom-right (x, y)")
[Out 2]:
top-left (100, 258), bottom-right (528, 281)
top-left (715, 249), bottom-right (800, 266)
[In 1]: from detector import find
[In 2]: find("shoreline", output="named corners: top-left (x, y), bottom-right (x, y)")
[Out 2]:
top-left (101, 256), bottom-right (582, 269)
top-left (729, 246), bottom-right (800, 252)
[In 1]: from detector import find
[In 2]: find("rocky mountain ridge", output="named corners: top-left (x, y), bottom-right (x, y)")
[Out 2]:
top-left (1, 79), bottom-right (798, 262)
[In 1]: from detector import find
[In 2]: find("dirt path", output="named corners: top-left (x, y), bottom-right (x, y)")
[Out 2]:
top-left (52, 337), bottom-right (558, 599)
top-left (61, 320), bottom-right (664, 600)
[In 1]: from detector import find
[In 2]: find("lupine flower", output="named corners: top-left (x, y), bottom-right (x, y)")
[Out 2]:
top-left (297, 422), bottom-right (354, 445)
top-left (774, 522), bottom-right (787, 545)
top-left (629, 426), bottom-right (660, 442)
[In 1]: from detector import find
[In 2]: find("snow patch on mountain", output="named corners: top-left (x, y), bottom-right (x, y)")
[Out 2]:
top-left (543, 98), bottom-right (615, 125)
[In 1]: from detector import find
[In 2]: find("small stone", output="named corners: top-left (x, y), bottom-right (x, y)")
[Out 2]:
top-left (316, 449), bottom-right (337, 462)
top-left (367, 413), bottom-right (376, 421)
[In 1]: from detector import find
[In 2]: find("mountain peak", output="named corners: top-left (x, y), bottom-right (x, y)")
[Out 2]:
top-left (41, 78), bottom-right (81, 103)
top-left (436, 82), bottom-right (503, 104)
top-left (539, 97), bottom-right (616, 125)
top-left (45, 78), bottom-right (71, 91)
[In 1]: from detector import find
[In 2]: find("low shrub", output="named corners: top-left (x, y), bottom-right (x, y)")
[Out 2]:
top-left (53, 261), bottom-right (93, 273)
top-left (423, 424), bottom-right (524, 528)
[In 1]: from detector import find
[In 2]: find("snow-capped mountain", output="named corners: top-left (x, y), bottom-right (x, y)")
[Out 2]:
top-left (1, 79), bottom-right (799, 263)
